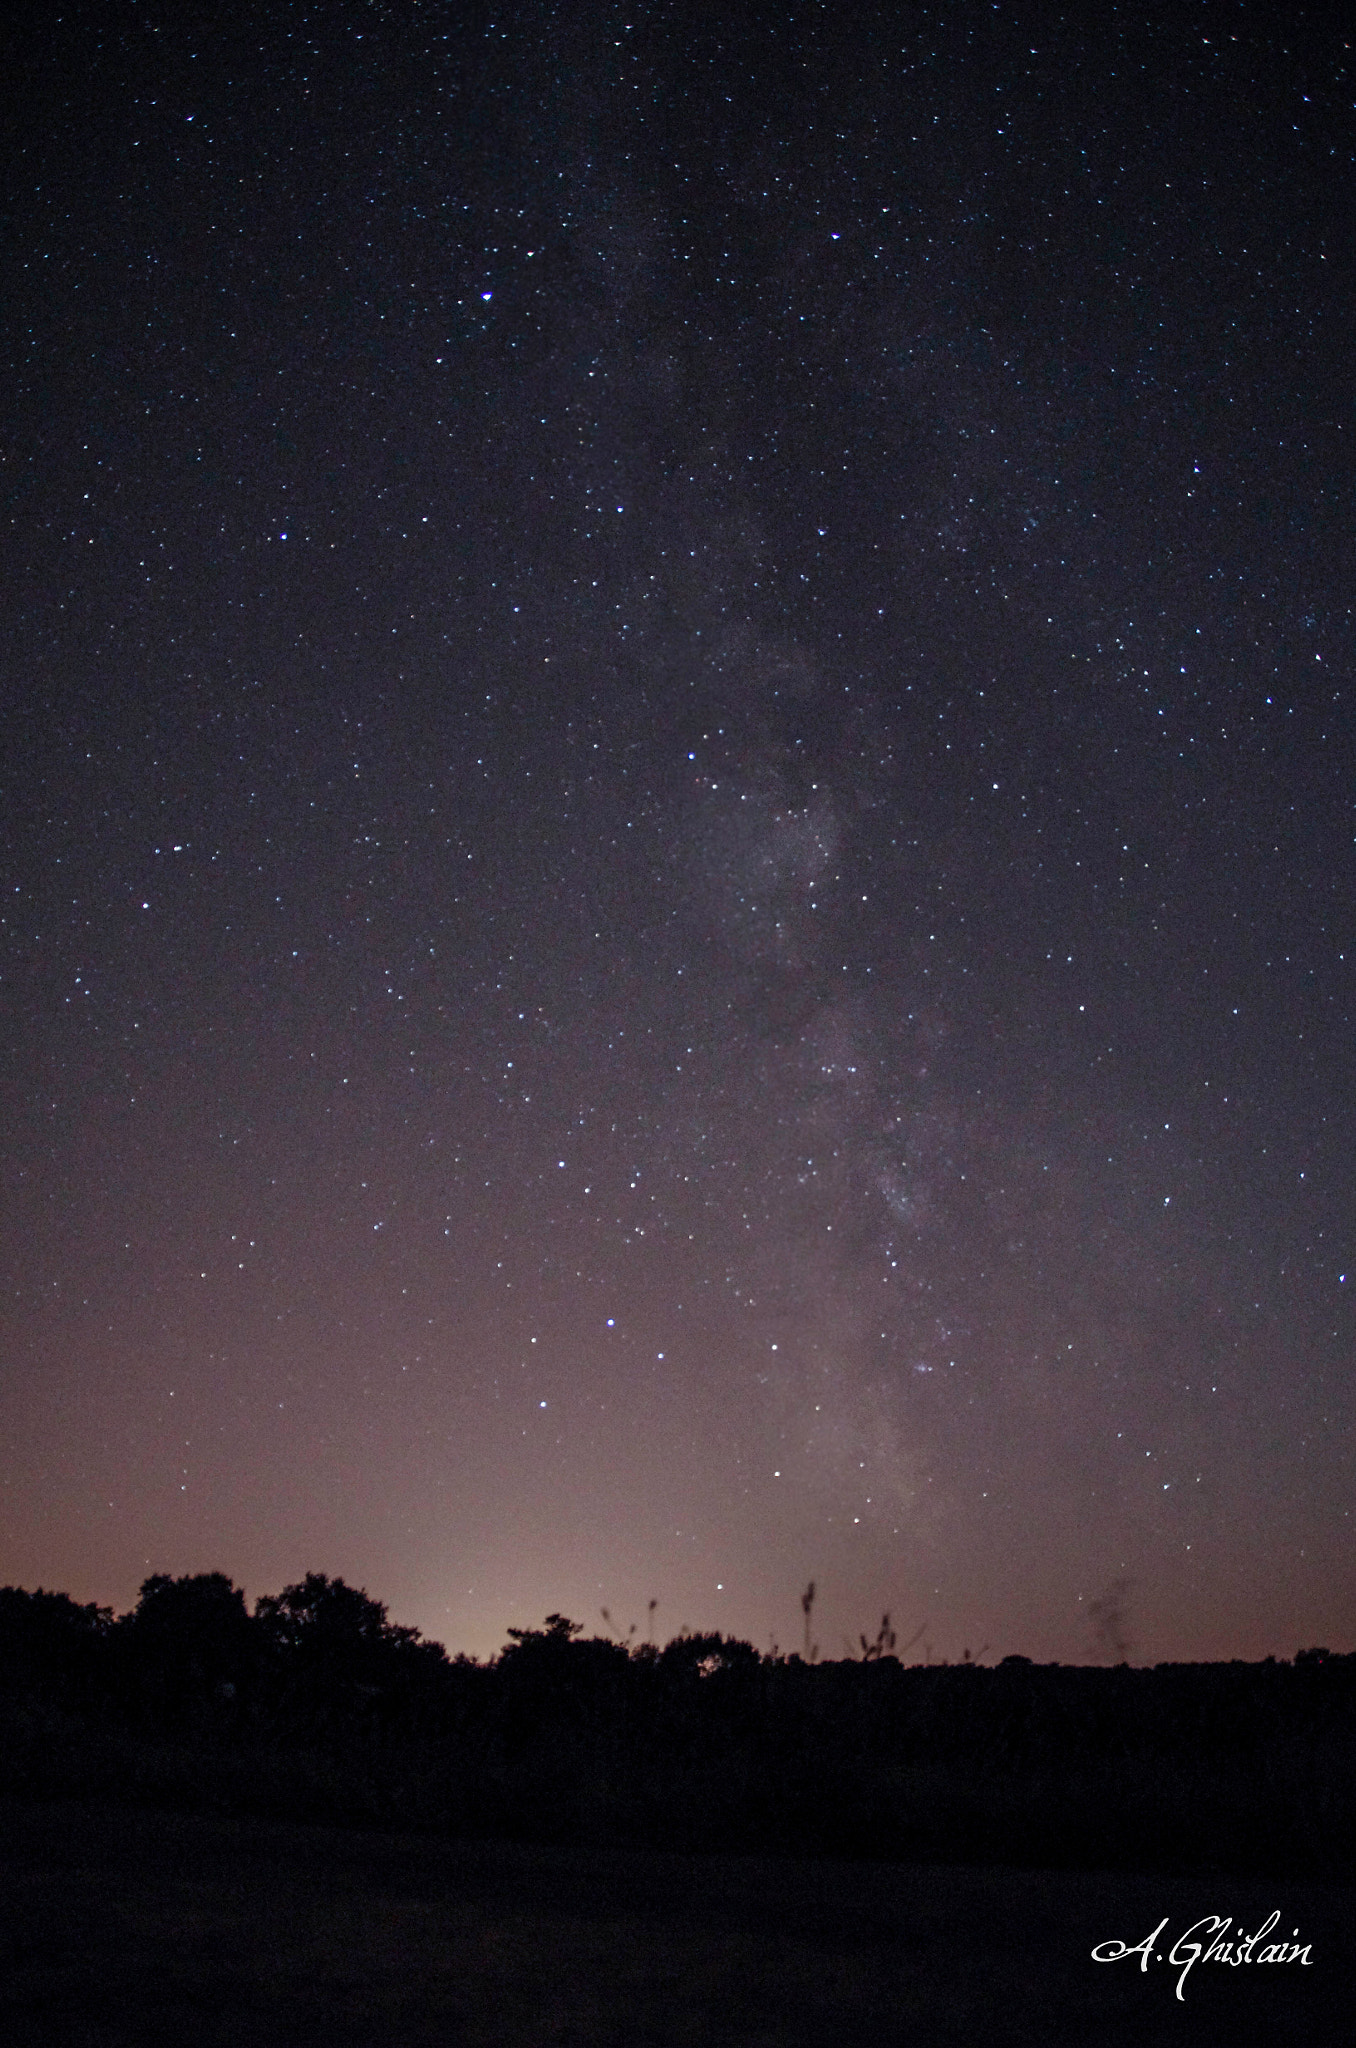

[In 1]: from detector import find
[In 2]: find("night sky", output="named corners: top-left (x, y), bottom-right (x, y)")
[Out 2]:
top-left (3, 1), bottom-right (1352, 1667)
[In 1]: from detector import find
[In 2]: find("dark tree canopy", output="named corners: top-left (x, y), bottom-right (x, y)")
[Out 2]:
top-left (254, 1573), bottom-right (421, 1655)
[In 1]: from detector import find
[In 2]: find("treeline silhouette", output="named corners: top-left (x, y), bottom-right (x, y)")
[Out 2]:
top-left (2, 1573), bottom-right (1352, 1877)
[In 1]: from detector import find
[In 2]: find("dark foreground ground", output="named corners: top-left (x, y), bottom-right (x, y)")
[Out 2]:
top-left (1, 1799), bottom-right (1351, 2046)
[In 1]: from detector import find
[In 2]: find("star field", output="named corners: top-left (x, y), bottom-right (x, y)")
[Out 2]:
top-left (2, 1), bottom-right (1352, 1663)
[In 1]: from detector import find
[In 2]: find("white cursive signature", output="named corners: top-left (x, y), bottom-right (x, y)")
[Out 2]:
top-left (1092, 1912), bottom-right (1314, 2001)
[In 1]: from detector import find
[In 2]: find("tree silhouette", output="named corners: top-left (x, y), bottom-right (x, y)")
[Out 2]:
top-left (256, 1572), bottom-right (419, 1652)
top-left (253, 1573), bottom-right (439, 1735)
top-left (120, 1572), bottom-right (256, 1729)
top-left (504, 1612), bottom-right (584, 1647)
top-left (0, 1584), bottom-right (112, 1712)
top-left (496, 1615), bottom-right (631, 1741)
